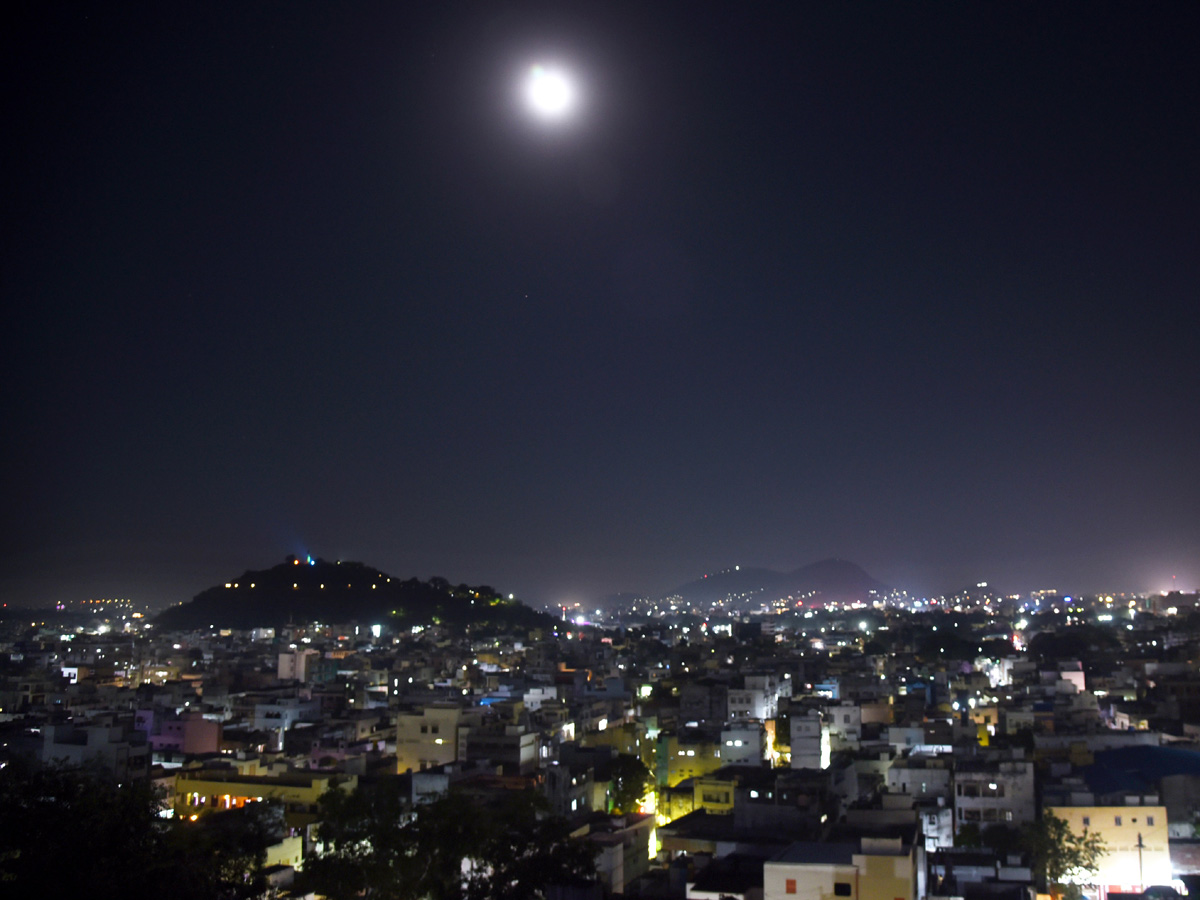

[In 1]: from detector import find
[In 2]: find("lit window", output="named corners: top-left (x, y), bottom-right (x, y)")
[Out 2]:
top-left (786, 879), bottom-right (797, 895)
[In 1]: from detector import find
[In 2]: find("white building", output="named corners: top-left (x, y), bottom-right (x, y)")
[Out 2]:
top-left (728, 675), bottom-right (779, 721)
top-left (277, 648), bottom-right (320, 683)
top-left (953, 759), bottom-right (1036, 832)
top-left (42, 715), bottom-right (150, 781)
top-left (253, 696), bottom-right (321, 751)
top-left (721, 721), bottom-right (767, 765)
top-left (887, 755), bottom-right (952, 802)
top-left (827, 702), bottom-right (863, 750)
top-left (918, 800), bottom-right (955, 851)
top-left (791, 710), bottom-right (829, 770)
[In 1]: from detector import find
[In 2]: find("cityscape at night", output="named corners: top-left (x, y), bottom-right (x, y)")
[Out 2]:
top-left (2, 2), bottom-right (1197, 899)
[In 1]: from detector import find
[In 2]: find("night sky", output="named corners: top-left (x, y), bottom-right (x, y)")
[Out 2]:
top-left (4, 2), bottom-right (1198, 608)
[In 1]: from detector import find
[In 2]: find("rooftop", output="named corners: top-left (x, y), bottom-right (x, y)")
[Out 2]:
top-left (772, 842), bottom-right (859, 866)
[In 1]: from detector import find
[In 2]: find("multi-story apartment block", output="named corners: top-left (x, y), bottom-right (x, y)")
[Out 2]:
top-left (278, 648), bottom-right (320, 683)
top-left (952, 759), bottom-right (1036, 832)
top-left (721, 721), bottom-right (767, 765)
top-left (729, 674), bottom-right (781, 720)
top-left (41, 714), bottom-right (150, 781)
top-left (827, 702), bottom-right (863, 750)
top-left (253, 695), bottom-right (321, 751)
top-left (887, 754), bottom-right (952, 802)
top-left (681, 679), bottom-right (730, 725)
top-left (544, 760), bottom-right (594, 817)
top-left (654, 728), bottom-right (724, 787)
top-left (461, 721), bottom-right (539, 774)
top-left (791, 710), bottom-right (829, 770)
top-left (395, 703), bottom-right (480, 774)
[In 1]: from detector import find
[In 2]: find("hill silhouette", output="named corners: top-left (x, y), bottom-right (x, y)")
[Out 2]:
top-left (154, 556), bottom-right (555, 632)
top-left (668, 558), bottom-right (887, 606)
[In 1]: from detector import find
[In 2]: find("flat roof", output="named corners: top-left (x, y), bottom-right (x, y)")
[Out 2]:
top-left (771, 842), bottom-right (859, 866)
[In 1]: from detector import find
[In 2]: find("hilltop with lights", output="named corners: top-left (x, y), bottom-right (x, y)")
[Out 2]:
top-left (153, 555), bottom-right (555, 632)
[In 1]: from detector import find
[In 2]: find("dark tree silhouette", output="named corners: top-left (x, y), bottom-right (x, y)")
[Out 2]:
top-left (605, 754), bottom-right (653, 815)
top-left (303, 784), bottom-right (597, 900)
top-left (0, 759), bottom-right (280, 900)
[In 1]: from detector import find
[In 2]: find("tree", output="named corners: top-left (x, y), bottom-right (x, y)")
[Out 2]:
top-left (980, 823), bottom-right (1023, 856)
top-left (165, 802), bottom-right (284, 900)
top-left (916, 628), bottom-right (980, 662)
top-left (462, 791), bottom-right (599, 900)
top-left (955, 823), bottom-right (982, 848)
top-left (774, 710), bottom-right (791, 762)
top-left (0, 758), bottom-right (277, 900)
top-left (1021, 811), bottom-right (1107, 900)
top-left (303, 783), bottom-right (597, 900)
top-left (302, 775), bottom-right (414, 899)
top-left (1027, 627), bottom-right (1120, 671)
top-left (606, 754), bottom-right (653, 815)
top-left (0, 758), bottom-right (166, 900)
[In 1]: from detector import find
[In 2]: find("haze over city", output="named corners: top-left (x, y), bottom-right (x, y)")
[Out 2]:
top-left (4, 2), bottom-right (1197, 609)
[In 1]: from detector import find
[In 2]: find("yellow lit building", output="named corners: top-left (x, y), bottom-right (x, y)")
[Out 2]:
top-left (692, 775), bottom-right (736, 815)
top-left (655, 730), bottom-right (724, 788)
top-left (763, 835), bottom-right (918, 900)
top-left (657, 782), bottom-right (696, 825)
top-left (265, 835), bottom-right (304, 871)
top-left (173, 769), bottom-right (356, 830)
top-left (580, 720), bottom-right (652, 770)
top-left (395, 703), bottom-right (481, 774)
top-left (1045, 805), bottom-right (1171, 893)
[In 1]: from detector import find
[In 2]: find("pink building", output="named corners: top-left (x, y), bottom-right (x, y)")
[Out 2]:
top-left (139, 710), bottom-right (223, 755)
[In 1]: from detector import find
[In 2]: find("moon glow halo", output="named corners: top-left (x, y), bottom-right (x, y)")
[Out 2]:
top-left (524, 65), bottom-right (575, 119)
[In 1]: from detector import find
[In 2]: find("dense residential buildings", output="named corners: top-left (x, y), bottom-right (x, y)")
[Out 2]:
top-left (5, 584), bottom-right (1200, 897)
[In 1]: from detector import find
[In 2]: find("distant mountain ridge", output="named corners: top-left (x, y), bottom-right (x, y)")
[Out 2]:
top-left (666, 558), bottom-right (887, 606)
top-left (154, 556), bottom-right (555, 632)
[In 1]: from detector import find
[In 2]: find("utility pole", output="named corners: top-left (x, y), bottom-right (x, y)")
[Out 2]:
top-left (1137, 831), bottom-right (1144, 890)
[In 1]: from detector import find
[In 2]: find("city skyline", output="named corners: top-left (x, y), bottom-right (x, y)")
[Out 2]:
top-left (4, 3), bottom-right (1197, 609)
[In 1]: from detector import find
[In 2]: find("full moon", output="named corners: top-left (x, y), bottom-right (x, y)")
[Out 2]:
top-left (524, 65), bottom-right (575, 118)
